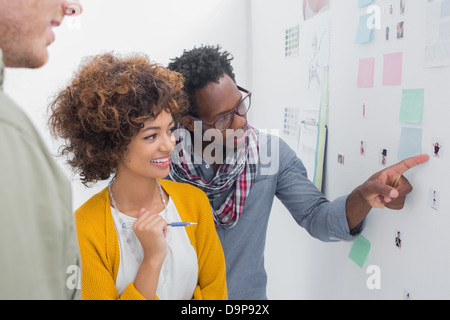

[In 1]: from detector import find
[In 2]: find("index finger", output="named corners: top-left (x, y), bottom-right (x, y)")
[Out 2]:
top-left (389, 154), bottom-right (430, 175)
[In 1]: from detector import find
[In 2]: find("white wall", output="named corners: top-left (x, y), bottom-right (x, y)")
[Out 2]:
top-left (250, 0), bottom-right (323, 300)
top-left (4, 0), bottom-right (251, 210)
top-left (251, 0), bottom-right (450, 300)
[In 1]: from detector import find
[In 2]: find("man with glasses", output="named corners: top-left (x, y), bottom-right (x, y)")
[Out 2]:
top-left (0, 0), bottom-right (83, 299)
top-left (168, 45), bottom-right (429, 300)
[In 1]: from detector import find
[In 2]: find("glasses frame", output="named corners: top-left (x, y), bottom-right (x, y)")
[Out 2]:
top-left (188, 86), bottom-right (252, 132)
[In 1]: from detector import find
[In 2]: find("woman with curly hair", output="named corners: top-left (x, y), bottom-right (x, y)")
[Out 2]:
top-left (49, 53), bottom-right (227, 300)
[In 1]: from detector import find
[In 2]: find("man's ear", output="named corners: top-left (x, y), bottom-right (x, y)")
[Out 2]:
top-left (182, 116), bottom-right (195, 132)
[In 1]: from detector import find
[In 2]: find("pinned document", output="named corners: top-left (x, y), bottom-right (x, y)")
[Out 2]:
top-left (383, 52), bottom-right (403, 86)
top-left (357, 57), bottom-right (375, 88)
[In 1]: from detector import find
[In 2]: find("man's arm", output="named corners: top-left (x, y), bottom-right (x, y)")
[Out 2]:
top-left (273, 136), bottom-right (356, 242)
top-left (345, 154), bottom-right (430, 230)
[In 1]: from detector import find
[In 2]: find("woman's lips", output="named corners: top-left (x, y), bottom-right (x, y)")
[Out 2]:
top-left (150, 156), bottom-right (171, 168)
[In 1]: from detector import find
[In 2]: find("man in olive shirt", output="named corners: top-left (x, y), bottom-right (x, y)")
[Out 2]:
top-left (0, 0), bottom-right (83, 299)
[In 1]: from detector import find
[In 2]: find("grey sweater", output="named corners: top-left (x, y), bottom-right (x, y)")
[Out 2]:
top-left (171, 132), bottom-right (364, 300)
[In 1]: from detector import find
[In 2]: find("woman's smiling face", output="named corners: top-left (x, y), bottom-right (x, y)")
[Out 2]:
top-left (117, 110), bottom-right (176, 180)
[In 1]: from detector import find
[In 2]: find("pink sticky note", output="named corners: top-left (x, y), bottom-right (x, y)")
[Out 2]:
top-left (383, 52), bottom-right (403, 86)
top-left (357, 57), bottom-right (375, 88)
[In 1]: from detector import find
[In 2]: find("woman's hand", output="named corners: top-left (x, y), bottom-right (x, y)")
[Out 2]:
top-left (132, 208), bottom-right (167, 300)
top-left (133, 208), bottom-right (167, 264)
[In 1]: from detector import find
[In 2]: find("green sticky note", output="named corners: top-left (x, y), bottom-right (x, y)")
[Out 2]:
top-left (349, 235), bottom-right (371, 268)
top-left (399, 89), bottom-right (424, 124)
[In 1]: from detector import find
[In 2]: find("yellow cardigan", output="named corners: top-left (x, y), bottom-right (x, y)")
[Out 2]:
top-left (75, 179), bottom-right (227, 300)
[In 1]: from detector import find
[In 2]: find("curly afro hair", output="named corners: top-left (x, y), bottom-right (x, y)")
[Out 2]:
top-left (49, 52), bottom-right (189, 185)
top-left (167, 45), bottom-right (236, 115)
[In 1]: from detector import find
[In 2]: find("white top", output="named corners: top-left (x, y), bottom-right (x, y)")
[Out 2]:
top-left (111, 197), bottom-right (198, 300)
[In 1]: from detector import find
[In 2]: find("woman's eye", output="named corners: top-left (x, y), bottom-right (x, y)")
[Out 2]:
top-left (168, 126), bottom-right (176, 134)
top-left (144, 134), bottom-right (156, 140)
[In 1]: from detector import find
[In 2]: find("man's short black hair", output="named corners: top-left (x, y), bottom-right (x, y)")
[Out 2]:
top-left (168, 45), bottom-right (236, 114)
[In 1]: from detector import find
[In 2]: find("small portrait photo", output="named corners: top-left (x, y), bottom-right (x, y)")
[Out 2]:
top-left (362, 102), bottom-right (368, 118)
top-left (384, 2), bottom-right (394, 17)
top-left (403, 289), bottom-right (412, 300)
top-left (385, 26), bottom-right (391, 41)
top-left (380, 148), bottom-right (388, 166)
top-left (400, 0), bottom-right (407, 15)
top-left (337, 154), bottom-right (345, 165)
top-left (431, 137), bottom-right (444, 158)
top-left (428, 188), bottom-right (440, 211)
top-left (397, 21), bottom-right (404, 39)
top-left (360, 141), bottom-right (366, 156)
top-left (395, 229), bottom-right (403, 249)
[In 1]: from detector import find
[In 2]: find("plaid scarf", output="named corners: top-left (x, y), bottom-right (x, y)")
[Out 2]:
top-left (169, 125), bottom-right (259, 229)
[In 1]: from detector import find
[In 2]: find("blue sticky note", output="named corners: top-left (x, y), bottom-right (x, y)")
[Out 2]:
top-left (358, 0), bottom-right (374, 8)
top-left (356, 13), bottom-right (375, 44)
top-left (441, 0), bottom-right (450, 18)
top-left (398, 127), bottom-right (423, 161)
top-left (349, 236), bottom-right (371, 268)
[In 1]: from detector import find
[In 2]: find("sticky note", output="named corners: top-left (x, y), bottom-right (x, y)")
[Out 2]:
top-left (349, 235), bottom-right (371, 268)
top-left (398, 127), bottom-right (423, 161)
top-left (400, 89), bottom-right (425, 124)
top-left (357, 57), bottom-right (375, 88)
top-left (356, 13), bottom-right (375, 44)
top-left (358, 0), bottom-right (374, 8)
top-left (383, 52), bottom-right (403, 86)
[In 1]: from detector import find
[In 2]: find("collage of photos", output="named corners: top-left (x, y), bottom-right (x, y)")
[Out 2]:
top-left (346, 2), bottom-right (448, 300)
top-left (384, 0), bottom-right (407, 41)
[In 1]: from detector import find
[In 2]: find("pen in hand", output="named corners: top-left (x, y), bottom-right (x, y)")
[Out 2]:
top-left (121, 221), bottom-right (197, 230)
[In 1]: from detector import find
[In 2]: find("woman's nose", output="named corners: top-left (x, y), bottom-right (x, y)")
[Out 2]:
top-left (160, 133), bottom-right (175, 152)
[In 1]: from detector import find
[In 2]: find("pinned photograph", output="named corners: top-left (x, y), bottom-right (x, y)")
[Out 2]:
top-left (400, 0), bottom-right (407, 15)
top-left (395, 230), bottom-right (403, 249)
top-left (431, 137), bottom-right (444, 158)
top-left (403, 289), bottom-right (412, 300)
top-left (362, 102), bottom-right (368, 118)
top-left (397, 21), bottom-right (404, 39)
top-left (428, 188), bottom-right (440, 211)
top-left (380, 149), bottom-right (388, 166)
top-left (360, 141), bottom-right (366, 156)
top-left (384, 2), bottom-right (394, 17)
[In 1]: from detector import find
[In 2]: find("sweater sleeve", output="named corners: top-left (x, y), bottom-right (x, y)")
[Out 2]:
top-left (75, 196), bottom-right (148, 300)
top-left (275, 137), bottom-right (365, 241)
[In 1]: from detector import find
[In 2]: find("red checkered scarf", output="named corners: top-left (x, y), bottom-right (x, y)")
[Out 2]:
top-left (169, 125), bottom-right (259, 229)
